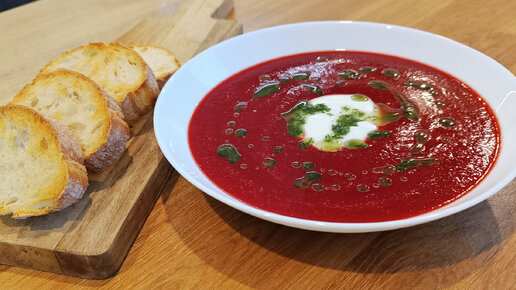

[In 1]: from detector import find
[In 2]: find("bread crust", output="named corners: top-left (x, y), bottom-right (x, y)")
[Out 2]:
top-left (0, 105), bottom-right (88, 219)
top-left (84, 108), bottom-right (130, 172)
top-left (128, 65), bottom-right (160, 116)
top-left (84, 87), bottom-right (130, 172)
top-left (157, 75), bottom-right (172, 90)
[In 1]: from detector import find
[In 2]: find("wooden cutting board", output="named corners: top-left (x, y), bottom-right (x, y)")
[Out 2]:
top-left (0, 0), bottom-right (241, 279)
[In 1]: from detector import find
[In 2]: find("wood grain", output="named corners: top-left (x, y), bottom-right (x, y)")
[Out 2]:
top-left (0, 0), bottom-right (241, 279)
top-left (0, 0), bottom-right (515, 288)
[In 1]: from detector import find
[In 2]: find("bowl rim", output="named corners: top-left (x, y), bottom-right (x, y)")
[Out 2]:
top-left (154, 20), bottom-right (516, 233)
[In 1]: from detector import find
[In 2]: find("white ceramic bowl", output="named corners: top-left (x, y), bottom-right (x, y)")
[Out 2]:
top-left (154, 21), bottom-right (516, 233)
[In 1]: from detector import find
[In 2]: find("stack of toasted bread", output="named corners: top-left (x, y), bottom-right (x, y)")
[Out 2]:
top-left (0, 42), bottom-right (180, 219)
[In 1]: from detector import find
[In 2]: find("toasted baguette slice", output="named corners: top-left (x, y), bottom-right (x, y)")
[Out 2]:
top-left (0, 105), bottom-right (88, 219)
top-left (39, 42), bottom-right (160, 123)
top-left (131, 45), bottom-right (181, 89)
top-left (12, 70), bottom-right (130, 172)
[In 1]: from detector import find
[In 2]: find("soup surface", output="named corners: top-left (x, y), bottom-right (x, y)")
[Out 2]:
top-left (189, 51), bottom-right (500, 222)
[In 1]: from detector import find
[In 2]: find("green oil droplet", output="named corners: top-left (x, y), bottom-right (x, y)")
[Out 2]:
top-left (381, 69), bottom-right (400, 78)
top-left (292, 72), bottom-right (310, 80)
top-left (305, 171), bottom-right (322, 182)
top-left (263, 158), bottom-right (276, 168)
top-left (367, 130), bottom-right (391, 140)
top-left (360, 66), bottom-right (377, 73)
top-left (356, 184), bottom-right (370, 192)
top-left (379, 177), bottom-right (393, 186)
top-left (410, 144), bottom-right (424, 154)
top-left (254, 82), bottom-right (280, 98)
top-left (338, 69), bottom-right (359, 79)
top-left (315, 56), bottom-right (328, 62)
top-left (351, 94), bottom-right (369, 102)
top-left (395, 157), bottom-right (437, 171)
top-left (345, 173), bottom-right (356, 180)
top-left (372, 165), bottom-right (396, 174)
top-left (311, 183), bottom-right (324, 191)
top-left (234, 128), bottom-right (247, 137)
top-left (227, 120), bottom-right (236, 127)
top-left (234, 101), bottom-right (248, 111)
top-left (436, 101), bottom-right (447, 108)
top-left (404, 81), bottom-right (433, 91)
top-left (439, 117), bottom-right (456, 127)
top-left (344, 139), bottom-right (368, 148)
top-left (273, 146), bottom-right (283, 153)
top-left (259, 74), bottom-right (271, 81)
top-left (216, 144), bottom-right (241, 164)
top-left (302, 162), bottom-right (315, 170)
top-left (292, 161), bottom-right (301, 168)
top-left (279, 76), bottom-right (291, 83)
top-left (415, 130), bottom-right (430, 144)
top-left (410, 130), bottom-right (430, 154)
top-left (368, 80), bottom-right (390, 90)
top-left (327, 169), bottom-right (338, 176)
top-left (293, 171), bottom-right (322, 189)
top-left (302, 84), bottom-right (324, 96)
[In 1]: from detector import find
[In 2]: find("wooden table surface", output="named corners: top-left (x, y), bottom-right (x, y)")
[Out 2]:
top-left (1, 0), bottom-right (515, 288)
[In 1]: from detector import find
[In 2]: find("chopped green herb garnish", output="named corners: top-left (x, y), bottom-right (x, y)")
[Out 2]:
top-left (323, 134), bottom-right (334, 142)
top-left (302, 103), bottom-right (330, 114)
top-left (298, 138), bottom-right (314, 149)
top-left (281, 101), bottom-right (330, 137)
top-left (330, 108), bottom-right (365, 139)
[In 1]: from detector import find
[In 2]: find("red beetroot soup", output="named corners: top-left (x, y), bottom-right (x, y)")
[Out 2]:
top-left (188, 51), bottom-right (500, 223)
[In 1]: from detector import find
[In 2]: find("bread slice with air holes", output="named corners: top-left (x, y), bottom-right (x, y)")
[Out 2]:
top-left (39, 42), bottom-right (160, 123)
top-left (0, 105), bottom-right (88, 219)
top-left (12, 69), bottom-right (130, 172)
top-left (131, 45), bottom-right (181, 89)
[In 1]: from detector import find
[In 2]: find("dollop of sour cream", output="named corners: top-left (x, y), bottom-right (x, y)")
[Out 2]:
top-left (303, 94), bottom-right (378, 151)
